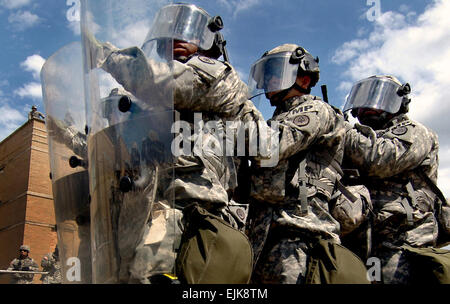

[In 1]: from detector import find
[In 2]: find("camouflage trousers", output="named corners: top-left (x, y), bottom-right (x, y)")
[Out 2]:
top-left (252, 237), bottom-right (309, 284)
top-left (374, 248), bottom-right (412, 284)
top-left (128, 206), bottom-right (183, 284)
top-left (127, 201), bottom-right (247, 283)
top-left (247, 202), bottom-right (311, 284)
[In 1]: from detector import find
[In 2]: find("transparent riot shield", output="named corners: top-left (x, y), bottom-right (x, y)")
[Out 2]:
top-left (41, 42), bottom-right (92, 284)
top-left (81, 0), bottom-right (176, 284)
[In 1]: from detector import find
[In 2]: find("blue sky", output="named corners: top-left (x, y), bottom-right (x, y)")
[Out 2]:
top-left (1, 0), bottom-right (450, 197)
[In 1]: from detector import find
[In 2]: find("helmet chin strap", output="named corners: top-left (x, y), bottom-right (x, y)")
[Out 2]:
top-left (357, 111), bottom-right (393, 130)
top-left (292, 82), bottom-right (311, 95)
top-left (269, 83), bottom-right (311, 107)
top-left (269, 89), bottom-right (291, 107)
top-left (174, 53), bottom-right (196, 63)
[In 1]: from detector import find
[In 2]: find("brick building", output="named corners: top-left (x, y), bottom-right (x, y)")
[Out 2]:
top-left (0, 116), bottom-right (57, 284)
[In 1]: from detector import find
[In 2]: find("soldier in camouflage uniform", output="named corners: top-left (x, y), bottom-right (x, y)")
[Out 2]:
top-left (40, 246), bottom-right (62, 284)
top-left (7, 245), bottom-right (39, 284)
top-left (343, 75), bottom-right (447, 283)
top-left (28, 105), bottom-right (45, 120)
top-left (245, 44), bottom-right (347, 284)
top-left (85, 3), bottom-right (266, 283)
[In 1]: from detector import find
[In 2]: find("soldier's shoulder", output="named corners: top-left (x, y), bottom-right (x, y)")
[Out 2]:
top-left (307, 95), bottom-right (342, 114)
top-left (302, 95), bottom-right (335, 109)
top-left (291, 95), bottom-right (339, 116)
top-left (187, 55), bottom-right (229, 80)
top-left (41, 253), bottom-right (52, 260)
top-left (395, 116), bottom-right (431, 133)
top-left (407, 117), bottom-right (437, 135)
top-left (384, 116), bottom-right (433, 143)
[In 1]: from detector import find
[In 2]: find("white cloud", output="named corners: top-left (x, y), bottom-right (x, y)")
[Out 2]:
top-left (14, 82), bottom-right (42, 100)
top-left (20, 54), bottom-right (45, 80)
top-left (68, 20), bottom-right (80, 35)
top-left (218, 0), bottom-right (263, 17)
top-left (0, 102), bottom-right (26, 142)
top-left (13, 54), bottom-right (45, 100)
top-left (110, 19), bottom-right (150, 49)
top-left (0, 0), bottom-right (31, 9)
top-left (333, 0), bottom-right (450, 197)
top-left (81, 4), bottom-right (152, 48)
top-left (8, 10), bottom-right (41, 31)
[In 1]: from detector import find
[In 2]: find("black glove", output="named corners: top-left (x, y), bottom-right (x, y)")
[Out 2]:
top-left (21, 266), bottom-right (30, 271)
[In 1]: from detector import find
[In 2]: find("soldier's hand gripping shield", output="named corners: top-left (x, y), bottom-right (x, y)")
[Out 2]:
top-left (41, 42), bottom-right (92, 283)
top-left (81, 0), bottom-right (177, 283)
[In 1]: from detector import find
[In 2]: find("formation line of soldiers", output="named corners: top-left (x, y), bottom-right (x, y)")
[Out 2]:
top-left (44, 3), bottom-right (450, 284)
top-left (4, 245), bottom-right (61, 284)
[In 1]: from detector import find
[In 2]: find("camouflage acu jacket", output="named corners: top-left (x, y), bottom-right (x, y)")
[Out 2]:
top-left (249, 95), bottom-right (346, 243)
top-left (40, 253), bottom-right (62, 284)
top-left (7, 257), bottom-right (39, 284)
top-left (344, 114), bottom-right (442, 248)
top-left (101, 46), bottom-right (268, 228)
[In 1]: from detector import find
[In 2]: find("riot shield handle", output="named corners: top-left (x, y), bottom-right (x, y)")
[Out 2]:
top-left (69, 156), bottom-right (88, 169)
top-left (119, 176), bottom-right (133, 193)
top-left (118, 96), bottom-right (132, 112)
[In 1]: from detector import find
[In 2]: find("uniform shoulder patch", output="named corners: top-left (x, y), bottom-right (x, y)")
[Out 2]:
top-left (236, 208), bottom-right (246, 221)
top-left (198, 56), bottom-right (216, 65)
top-left (386, 122), bottom-right (414, 144)
top-left (391, 126), bottom-right (408, 136)
top-left (293, 115), bottom-right (310, 127)
top-left (187, 55), bottom-right (227, 81)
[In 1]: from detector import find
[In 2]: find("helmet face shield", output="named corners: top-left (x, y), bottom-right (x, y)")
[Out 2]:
top-left (343, 77), bottom-right (406, 114)
top-left (248, 52), bottom-right (298, 99)
top-left (142, 3), bottom-right (216, 52)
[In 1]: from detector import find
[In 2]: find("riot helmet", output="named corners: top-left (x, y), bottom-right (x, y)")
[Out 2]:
top-left (142, 3), bottom-right (224, 60)
top-left (343, 75), bottom-right (411, 115)
top-left (20, 245), bottom-right (30, 252)
top-left (248, 44), bottom-right (320, 103)
top-left (199, 32), bottom-right (229, 62)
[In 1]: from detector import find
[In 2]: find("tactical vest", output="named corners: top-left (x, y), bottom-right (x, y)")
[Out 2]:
top-left (358, 116), bottom-right (444, 247)
top-left (170, 55), bottom-right (237, 208)
top-left (250, 98), bottom-right (347, 215)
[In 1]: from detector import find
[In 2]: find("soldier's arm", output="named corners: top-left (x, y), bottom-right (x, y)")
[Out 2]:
top-left (231, 100), bottom-right (280, 166)
top-left (30, 260), bottom-right (39, 271)
top-left (345, 123), bottom-right (435, 178)
top-left (173, 58), bottom-right (247, 118)
top-left (277, 101), bottom-right (344, 161)
top-left (41, 255), bottom-right (51, 268)
top-left (7, 260), bottom-right (23, 279)
top-left (99, 39), bottom-right (246, 118)
top-left (101, 46), bottom-right (172, 106)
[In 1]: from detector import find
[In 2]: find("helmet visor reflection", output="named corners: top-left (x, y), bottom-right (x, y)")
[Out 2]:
top-left (143, 3), bottom-right (216, 51)
top-left (248, 52), bottom-right (298, 99)
top-left (343, 77), bottom-right (405, 114)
